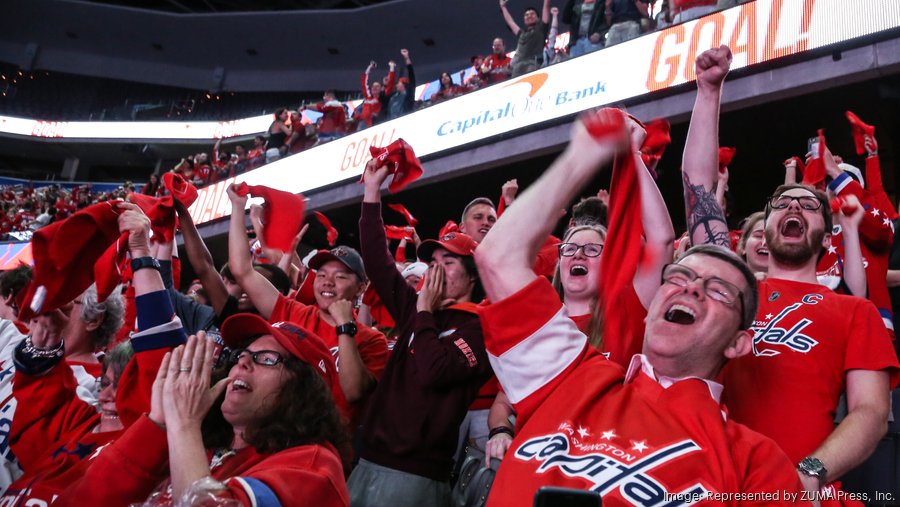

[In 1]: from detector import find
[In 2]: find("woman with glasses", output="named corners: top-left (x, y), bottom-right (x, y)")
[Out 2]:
top-left (61, 314), bottom-right (350, 507)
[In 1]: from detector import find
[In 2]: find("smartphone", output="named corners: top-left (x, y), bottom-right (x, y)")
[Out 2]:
top-left (533, 487), bottom-right (602, 507)
top-left (808, 136), bottom-right (820, 158)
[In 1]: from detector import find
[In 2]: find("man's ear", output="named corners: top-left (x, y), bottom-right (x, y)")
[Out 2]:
top-left (724, 329), bottom-right (752, 360)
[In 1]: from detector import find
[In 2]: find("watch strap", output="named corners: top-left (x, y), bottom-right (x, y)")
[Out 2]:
top-left (131, 256), bottom-right (161, 273)
top-left (335, 322), bottom-right (358, 337)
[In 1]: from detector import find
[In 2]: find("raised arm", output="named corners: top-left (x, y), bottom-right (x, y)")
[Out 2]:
top-left (500, 0), bottom-right (521, 35)
top-left (633, 134), bottom-right (675, 308)
top-left (541, 0), bottom-right (551, 24)
top-left (173, 200), bottom-right (231, 315)
top-left (681, 45), bottom-right (732, 248)
top-left (836, 195), bottom-right (868, 298)
top-left (226, 185), bottom-right (278, 320)
top-left (476, 109), bottom-right (627, 302)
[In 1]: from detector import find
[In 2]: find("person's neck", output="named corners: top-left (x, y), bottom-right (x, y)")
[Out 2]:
top-left (65, 332), bottom-right (99, 363)
top-left (231, 429), bottom-right (249, 450)
top-left (646, 355), bottom-right (718, 382)
top-left (563, 295), bottom-right (593, 317)
top-left (320, 309), bottom-right (336, 326)
top-left (766, 256), bottom-right (819, 284)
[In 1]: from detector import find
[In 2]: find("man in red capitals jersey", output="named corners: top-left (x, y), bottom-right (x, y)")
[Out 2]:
top-left (680, 45), bottom-right (900, 499)
top-left (475, 106), bottom-right (808, 506)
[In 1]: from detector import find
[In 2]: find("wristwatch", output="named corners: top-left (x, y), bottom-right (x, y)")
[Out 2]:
top-left (130, 256), bottom-right (161, 273)
top-left (335, 322), bottom-right (358, 338)
top-left (797, 457), bottom-right (827, 483)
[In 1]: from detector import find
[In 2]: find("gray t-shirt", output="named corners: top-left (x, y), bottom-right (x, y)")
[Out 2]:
top-left (579, 1), bottom-right (596, 36)
top-left (513, 21), bottom-right (549, 65)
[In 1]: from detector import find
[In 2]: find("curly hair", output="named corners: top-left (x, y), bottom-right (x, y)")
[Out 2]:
top-left (202, 342), bottom-right (351, 471)
top-left (80, 284), bottom-right (125, 351)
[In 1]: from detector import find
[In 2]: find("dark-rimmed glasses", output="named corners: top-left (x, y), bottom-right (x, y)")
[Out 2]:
top-left (661, 263), bottom-right (744, 314)
top-left (228, 349), bottom-right (284, 367)
top-left (768, 195), bottom-right (822, 211)
top-left (558, 243), bottom-right (604, 257)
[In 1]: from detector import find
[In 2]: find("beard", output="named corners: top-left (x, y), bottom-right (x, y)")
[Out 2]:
top-left (765, 226), bottom-right (824, 266)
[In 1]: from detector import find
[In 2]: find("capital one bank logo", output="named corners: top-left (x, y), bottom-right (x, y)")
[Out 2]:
top-left (751, 294), bottom-right (823, 356)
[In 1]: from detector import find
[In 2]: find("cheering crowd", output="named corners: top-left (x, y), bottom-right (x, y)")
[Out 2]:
top-left (0, 44), bottom-right (896, 507)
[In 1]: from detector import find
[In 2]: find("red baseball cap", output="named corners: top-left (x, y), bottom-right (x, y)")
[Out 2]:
top-left (417, 232), bottom-right (478, 261)
top-left (220, 313), bottom-right (336, 388)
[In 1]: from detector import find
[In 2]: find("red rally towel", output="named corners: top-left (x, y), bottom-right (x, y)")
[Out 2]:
top-left (387, 203), bottom-right (418, 226)
top-left (639, 118), bottom-right (671, 175)
top-left (18, 201), bottom-right (129, 321)
top-left (718, 147), bottom-right (736, 174)
top-left (801, 129), bottom-right (826, 189)
top-left (438, 220), bottom-right (460, 238)
top-left (385, 225), bottom-right (414, 241)
top-left (234, 183), bottom-right (306, 253)
top-left (162, 172), bottom-right (199, 207)
top-left (845, 111), bottom-right (875, 156)
top-left (366, 139), bottom-right (424, 193)
top-left (313, 212), bottom-right (339, 247)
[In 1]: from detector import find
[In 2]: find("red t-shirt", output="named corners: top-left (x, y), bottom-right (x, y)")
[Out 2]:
top-left (480, 277), bottom-right (808, 506)
top-left (722, 278), bottom-right (900, 464)
top-left (482, 54), bottom-right (511, 83)
top-left (271, 295), bottom-right (389, 425)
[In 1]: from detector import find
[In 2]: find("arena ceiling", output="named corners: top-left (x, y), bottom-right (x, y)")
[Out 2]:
top-left (0, 0), bottom-right (511, 92)
top-left (88, 0), bottom-right (399, 12)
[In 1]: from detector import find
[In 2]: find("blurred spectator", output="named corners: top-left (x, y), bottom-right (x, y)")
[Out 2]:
top-left (247, 135), bottom-right (267, 168)
top-left (669, 0), bottom-right (718, 24)
top-left (384, 49), bottom-right (417, 122)
top-left (482, 38), bottom-right (512, 84)
top-left (563, 0), bottom-right (607, 58)
top-left (265, 108), bottom-right (292, 163)
top-left (542, 6), bottom-right (563, 66)
top-left (140, 174), bottom-right (160, 196)
top-left (430, 72), bottom-right (465, 105)
top-left (605, 0), bottom-right (651, 47)
top-left (463, 55), bottom-right (486, 90)
top-left (310, 91), bottom-right (348, 144)
top-left (500, 0), bottom-right (551, 77)
top-left (359, 61), bottom-right (395, 129)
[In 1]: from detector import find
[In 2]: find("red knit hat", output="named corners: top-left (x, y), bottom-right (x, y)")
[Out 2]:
top-left (845, 111), bottom-right (875, 156)
top-left (18, 201), bottom-right (128, 321)
top-left (234, 183), bottom-right (305, 253)
top-left (366, 139), bottom-right (423, 193)
top-left (417, 232), bottom-right (478, 260)
top-left (221, 313), bottom-right (336, 389)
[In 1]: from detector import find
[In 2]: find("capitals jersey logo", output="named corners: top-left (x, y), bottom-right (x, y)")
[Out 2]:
top-left (514, 427), bottom-right (707, 506)
top-left (751, 294), bottom-right (822, 356)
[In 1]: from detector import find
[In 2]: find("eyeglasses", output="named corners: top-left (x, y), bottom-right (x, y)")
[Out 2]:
top-left (228, 349), bottom-right (285, 367)
top-left (661, 264), bottom-right (744, 313)
top-left (558, 243), bottom-right (604, 257)
top-left (768, 195), bottom-right (822, 211)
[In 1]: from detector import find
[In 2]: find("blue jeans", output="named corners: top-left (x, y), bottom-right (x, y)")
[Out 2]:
top-left (569, 37), bottom-right (603, 58)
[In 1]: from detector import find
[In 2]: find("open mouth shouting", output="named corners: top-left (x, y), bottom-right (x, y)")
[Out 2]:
top-left (569, 264), bottom-right (589, 277)
top-left (664, 303), bottom-right (696, 325)
top-left (231, 378), bottom-right (253, 393)
top-left (779, 216), bottom-right (806, 239)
